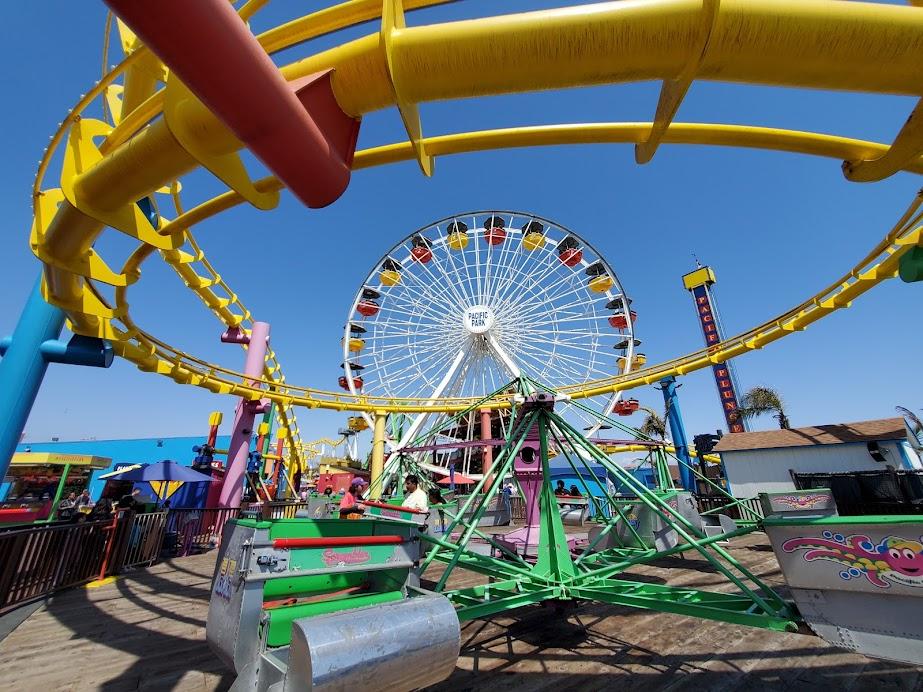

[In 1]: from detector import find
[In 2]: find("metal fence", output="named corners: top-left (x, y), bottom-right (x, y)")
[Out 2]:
top-left (793, 470), bottom-right (923, 515)
top-left (120, 511), bottom-right (169, 569)
top-left (509, 496), bottom-right (525, 521)
top-left (0, 499), bottom-right (398, 614)
top-left (0, 515), bottom-right (120, 613)
top-left (697, 495), bottom-right (764, 522)
top-left (259, 501), bottom-right (309, 519)
top-left (162, 507), bottom-right (240, 557)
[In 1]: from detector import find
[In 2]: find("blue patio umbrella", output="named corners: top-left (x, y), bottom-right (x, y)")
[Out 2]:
top-left (108, 460), bottom-right (215, 504)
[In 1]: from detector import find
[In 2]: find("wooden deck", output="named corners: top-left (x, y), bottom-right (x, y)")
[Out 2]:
top-left (1, 533), bottom-right (921, 691)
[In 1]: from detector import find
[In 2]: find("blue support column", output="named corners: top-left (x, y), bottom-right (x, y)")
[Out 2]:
top-left (0, 276), bottom-right (113, 482)
top-left (659, 376), bottom-right (696, 492)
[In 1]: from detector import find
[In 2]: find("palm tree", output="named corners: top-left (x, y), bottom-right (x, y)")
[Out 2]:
top-left (639, 409), bottom-right (669, 440)
top-left (738, 386), bottom-right (790, 429)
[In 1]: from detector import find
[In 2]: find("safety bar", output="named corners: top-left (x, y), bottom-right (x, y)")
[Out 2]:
top-left (272, 535), bottom-right (407, 549)
top-left (359, 500), bottom-right (429, 515)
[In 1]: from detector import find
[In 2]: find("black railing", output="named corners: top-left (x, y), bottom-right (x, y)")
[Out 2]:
top-left (793, 470), bottom-right (923, 515)
top-left (696, 495), bottom-right (764, 523)
top-left (0, 514), bottom-right (121, 613)
top-left (162, 507), bottom-right (241, 557)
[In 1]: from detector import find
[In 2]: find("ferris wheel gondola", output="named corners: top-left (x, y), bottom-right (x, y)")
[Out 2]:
top-left (341, 211), bottom-right (640, 476)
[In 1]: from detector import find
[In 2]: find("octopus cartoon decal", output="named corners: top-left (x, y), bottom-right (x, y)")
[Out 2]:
top-left (782, 530), bottom-right (923, 588)
top-left (772, 493), bottom-right (831, 510)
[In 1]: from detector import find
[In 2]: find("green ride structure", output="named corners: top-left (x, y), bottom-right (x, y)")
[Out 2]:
top-left (207, 384), bottom-right (923, 691)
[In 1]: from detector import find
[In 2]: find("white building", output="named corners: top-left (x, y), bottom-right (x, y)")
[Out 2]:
top-left (714, 417), bottom-right (923, 498)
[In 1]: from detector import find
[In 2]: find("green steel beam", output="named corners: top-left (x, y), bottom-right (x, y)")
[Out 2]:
top-left (570, 583), bottom-right (798, 632)
top-left (551, 413), bottom-right (787, 615)
top-left (454, 586), bottom-right (562, 621)
top-left (533, 411), bottom-right (576, 580)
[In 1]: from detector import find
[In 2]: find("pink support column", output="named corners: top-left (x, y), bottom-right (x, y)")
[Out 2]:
top-left (480, 408), bottom-right (492, 491)
top-left (218, 322), bottom-right (270, 508)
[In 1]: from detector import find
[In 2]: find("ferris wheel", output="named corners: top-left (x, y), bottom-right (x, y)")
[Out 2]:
top-left (340, 211), bottom-right (641, 475)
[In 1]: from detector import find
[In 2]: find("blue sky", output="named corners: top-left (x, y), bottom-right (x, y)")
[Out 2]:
top-left (1, 1), bottom-right (920, 451)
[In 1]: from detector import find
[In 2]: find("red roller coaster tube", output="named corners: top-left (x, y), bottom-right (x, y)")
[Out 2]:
top-left (273, 535), bottom-right (406, 549)
top-left (359, 500), bottom-right (429, 515)
top-left (104, 0), bottom-right (359, 208)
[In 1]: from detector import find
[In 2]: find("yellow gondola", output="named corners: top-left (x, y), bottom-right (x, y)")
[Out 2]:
top-left (588, 275), bottom-right (613, 292)
top-left (380, 269), bottom-right (400, 286)
top-left (521, 220), bottom-right (544, 251)
top-left (447, 231), bottom-right (468, 250)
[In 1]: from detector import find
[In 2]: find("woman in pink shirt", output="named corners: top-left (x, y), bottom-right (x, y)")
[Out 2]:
top-left (339, 478), bottom-right (368, 519)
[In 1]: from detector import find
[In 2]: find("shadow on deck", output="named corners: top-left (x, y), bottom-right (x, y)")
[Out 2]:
top-left (0, 534), bottom-right (921, 691)
top-left (0, 552), bottom-right (230, 691)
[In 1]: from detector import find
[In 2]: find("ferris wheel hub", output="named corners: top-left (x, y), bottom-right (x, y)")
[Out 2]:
top-left (463, 304), bottom-right (495, 334)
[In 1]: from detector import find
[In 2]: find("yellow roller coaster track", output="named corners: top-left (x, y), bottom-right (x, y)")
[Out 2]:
top-left (28, 0), bottom-right (923, 425)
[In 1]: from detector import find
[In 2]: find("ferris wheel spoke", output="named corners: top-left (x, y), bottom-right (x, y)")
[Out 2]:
top-left (415, 238), bottom-right (474, 310)
top-left (490, 232), bottom-right (562, 307)
top-left (397, 238), bottom-right (475, 312)
top-left (493, 243), bottom-right (582, 311)
top-left (393, 346), bottom-right (470, 449)
top-left (516, 337), bottom-right (613, 377)
top-left (399, 248), bottom-right (471, 315)
top-left (364, 339), bottom-right (458, 368)
top-left (485, 333), bottom-right (522, 379)
top-left (370, 337), bottom-right (463, 392)
top-left (510, 274), bottom-right (591, 323)
top-left (514, 285), bottom-right (602, 323)
top-left (379, 286), bottom-right (456, 328)
top-left (483, 213), bottom-right (522, 305)
top-left (435, 220), bottom-right (479, 304)
top-left (380, 352), bottom-right (459, 398)
top-left (376, 289), bottom-right (457, 328)
top-left (512, 340), bottom-right (607, 383)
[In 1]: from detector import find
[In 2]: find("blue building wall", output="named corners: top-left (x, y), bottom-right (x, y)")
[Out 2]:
top-left (548, 460), bottom-right (661, 496)
top-left (6, 435), bottom-right (231, 507)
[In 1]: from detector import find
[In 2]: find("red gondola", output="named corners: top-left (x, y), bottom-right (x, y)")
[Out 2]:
top-left (357, 300), bottom-right (379, 317)
top-left (557, 235), bottom-right (582, 267)
top-left (338, 375), bottom-right (363, 391)
top-left (608, 310), bottom-right (637, 329)
top-left (411, 246), bottom-right (432, 263)
top-left (356, 287), bottom-right (381, 317)
top-left (483, 215), bottom-right (506, 245)
top-left (410, 235), bottom-right (433, 263)
top-left (613, 398), bottom-right (640, 416)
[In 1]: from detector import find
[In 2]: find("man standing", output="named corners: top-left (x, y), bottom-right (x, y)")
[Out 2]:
top-left (402, 474), bottom-right (429, 512)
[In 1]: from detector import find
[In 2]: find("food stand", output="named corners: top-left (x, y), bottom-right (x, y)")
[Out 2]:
top-left (0, 452), bottom-right (111, 524)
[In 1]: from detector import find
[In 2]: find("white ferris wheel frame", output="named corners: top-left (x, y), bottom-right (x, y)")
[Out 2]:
top-left (341, 211), bottom-right (637, 454)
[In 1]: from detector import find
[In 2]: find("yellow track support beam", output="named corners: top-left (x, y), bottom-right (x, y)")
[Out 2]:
top-left (843, 98), bottom-right (923, 182)
top-left (636, 0), bottom-right (719, 164)
top-left (25, 0), bottom-right (923, 418)
top-left (369, 411), bottom-right (387, 500)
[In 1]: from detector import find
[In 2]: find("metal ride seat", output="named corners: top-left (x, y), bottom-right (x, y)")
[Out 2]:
top-left (589, 490), bottom-right (736, 552)
top-left (556, 495), bottom-right (590, 526)
top-left (206, 516), bottom-right (460, 690)
top-left (762, 490), bottom-right (923, 666)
